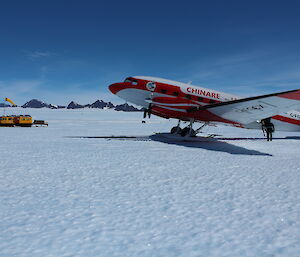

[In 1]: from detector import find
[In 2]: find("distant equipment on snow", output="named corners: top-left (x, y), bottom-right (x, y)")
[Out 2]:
top-left (5, 98), bottom-right (17, 107)
top-left (0, 98), bottom-right (48, 127)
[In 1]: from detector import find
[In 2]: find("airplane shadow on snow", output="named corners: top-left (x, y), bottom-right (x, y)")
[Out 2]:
top-left (284, 136), bottom-right (300, 140)
top-left (149, 134), bottom-right (273, 156)
top-left (69, 134), bottom-right (285, 156)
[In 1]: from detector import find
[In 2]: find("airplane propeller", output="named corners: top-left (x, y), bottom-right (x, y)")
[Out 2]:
top-left (143, 81), bottom-right (156, 119)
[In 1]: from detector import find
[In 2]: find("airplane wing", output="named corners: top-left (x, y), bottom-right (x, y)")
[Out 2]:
top-left (194, 89), bottom-right (300, 124)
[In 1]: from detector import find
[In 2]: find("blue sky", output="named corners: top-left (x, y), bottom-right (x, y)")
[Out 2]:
top-left (1, 0), bottom-right (300, 105)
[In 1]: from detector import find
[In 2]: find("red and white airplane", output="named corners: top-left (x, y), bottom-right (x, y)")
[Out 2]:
top-left (109, 76), bottom-right (300, 136)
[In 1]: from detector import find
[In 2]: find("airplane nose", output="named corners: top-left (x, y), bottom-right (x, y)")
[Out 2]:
top-left (108, 82), bottom-right (123, 95)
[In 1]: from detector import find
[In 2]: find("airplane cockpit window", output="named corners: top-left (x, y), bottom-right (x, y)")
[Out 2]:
top-left (124, 78), bottom-right (138, 85)
top-left (124, 78), bottom-right (132, 83)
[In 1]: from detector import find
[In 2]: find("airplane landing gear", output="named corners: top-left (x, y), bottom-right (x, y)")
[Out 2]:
top-left (171, 126), bottom-right (182, 134)
top-left (180, 127), bottom-right (196, 137)
top-left (171, 119), bottom-right (209, 137)
top-left (180, 119), bottom-right (196, 137)
top-left (171, 119), bottom-right (210, 137)
top-left (170, 120), bottom-right (182, 134)
top-left (170, 119), bottom-right (196, 137)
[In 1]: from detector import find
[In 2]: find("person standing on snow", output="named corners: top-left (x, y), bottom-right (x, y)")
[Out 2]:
top-left (262, 118), bottom-right (275, 141)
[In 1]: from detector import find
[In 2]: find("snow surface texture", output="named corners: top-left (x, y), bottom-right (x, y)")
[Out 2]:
top-left (0, 108), bottom-right (299, 257)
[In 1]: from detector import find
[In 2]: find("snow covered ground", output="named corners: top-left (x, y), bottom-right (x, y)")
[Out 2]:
top-left (0, 108), bottom-right (299, 257)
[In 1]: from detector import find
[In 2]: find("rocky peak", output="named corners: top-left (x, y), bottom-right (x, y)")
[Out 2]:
top-left (114, 103), bottom-right (141, 112)
top-left (22, 99), bottom-right (50, 108)
top-left (67, 101), bottom-right (84, 109)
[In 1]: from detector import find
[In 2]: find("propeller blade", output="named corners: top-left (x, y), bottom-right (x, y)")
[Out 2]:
top-left (145, 98), bottom-right (153, 104)
top-left (148, 104), bottom-right (152, 118)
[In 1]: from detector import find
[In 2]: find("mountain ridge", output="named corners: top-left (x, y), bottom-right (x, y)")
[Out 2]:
top-left (1, 99), bottom-right (142, 112)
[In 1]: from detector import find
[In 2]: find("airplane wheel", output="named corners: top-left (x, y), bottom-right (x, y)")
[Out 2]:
top-left (180, 127), bottom-right (190, 136)
top-left (171, 126), bottom-right (182, 134)
top-left (190, 129), bottom-right (196, 137)
top-left (180, 127), bottom-right (195, 137)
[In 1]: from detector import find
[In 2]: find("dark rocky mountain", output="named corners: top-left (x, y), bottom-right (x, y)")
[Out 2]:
top-left (19, 99), bottom-right (142, 111)
top-left (22, 99), bottom-right (50, 108)
top-left (106, 102), bottom-right (115, 108)
top-left (67, 101), bottom-right (84, 109)
top-left (114, 103), bottom-right (142, 112)
top-left (0, 103), bottom-right (10, 107)
top-left (66, 100), bottom-right (117, 109)
top-left (90, 100), bottom-right (115, 109)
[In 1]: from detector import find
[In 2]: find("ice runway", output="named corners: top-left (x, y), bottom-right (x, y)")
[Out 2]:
top-left (0, 108), bottom-right (299, 257)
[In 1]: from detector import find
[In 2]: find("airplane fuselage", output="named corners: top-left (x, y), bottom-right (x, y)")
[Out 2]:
top-left (109, 76), bottom-right (300, 132)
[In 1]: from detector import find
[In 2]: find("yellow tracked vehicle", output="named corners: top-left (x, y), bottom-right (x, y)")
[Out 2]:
top-left (14, 115), bottom-right (33, 127)
top-left (0, 115), bottom-right (33, 127)
top-left (0, 116), bottom-right (14, 126)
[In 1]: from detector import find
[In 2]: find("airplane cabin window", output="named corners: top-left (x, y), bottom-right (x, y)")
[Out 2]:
top-left (198, 97), bottom-right (203, 101)
top-left (185, 94), bottom-right (191, 99)
top-left (161, 89), bottom-right (167, 94)
top-left (209, 100), bottom-right (216, 104)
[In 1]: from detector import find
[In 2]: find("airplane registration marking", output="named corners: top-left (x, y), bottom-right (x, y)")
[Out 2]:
top-left (237, 104), bottom-right (265, 113)
top-left (236, 100), bottom-right (277, 113)
top-left (287, 112), bottom-right (300, 119)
